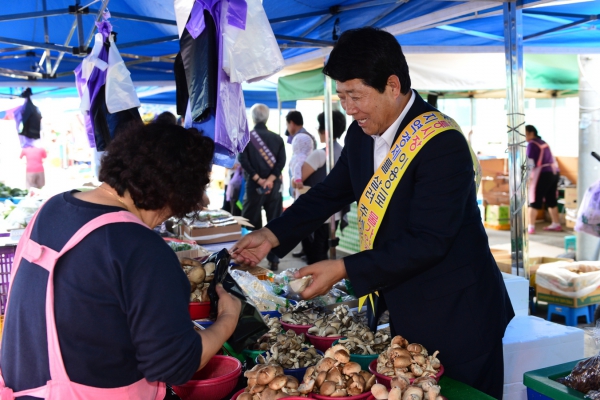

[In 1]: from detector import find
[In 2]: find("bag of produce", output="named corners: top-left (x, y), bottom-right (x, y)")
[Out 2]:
top-left (558, 322), bottom-right (600, 395)
top-left (207, 249), bottom-right (268, 353)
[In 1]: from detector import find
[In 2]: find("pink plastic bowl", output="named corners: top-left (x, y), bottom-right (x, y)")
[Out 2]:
top-left (172, 355), bottom-right (241, 400)
top-left (306, 333), bottom-right (342, 352)
top-left (310, 391), bottom-right (372, 400)
top-left (281, 321), bottom-right (313, 336)
top-left (368, 359), bottom-right (444, 389)
top-left (231, 389), bottom-right (307, 399)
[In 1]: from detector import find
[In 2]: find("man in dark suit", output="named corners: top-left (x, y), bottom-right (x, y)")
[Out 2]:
top-left (232, 28), bottom-right (513, 398)
top-left (238, 103), bottom-right (286, 271)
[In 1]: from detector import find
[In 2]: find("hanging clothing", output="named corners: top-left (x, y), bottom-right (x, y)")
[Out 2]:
top-left (179, 9), bottom-right (218, 123)
top-left (176, 0), bottom-right (250, 168)
top-left (17, 99), bottom-right (42, 140)
top-left (174, 53), bottom-right (189, 116)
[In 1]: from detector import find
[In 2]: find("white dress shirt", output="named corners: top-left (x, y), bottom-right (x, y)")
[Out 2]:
top-left (373, 90), bottom-right (415, 171)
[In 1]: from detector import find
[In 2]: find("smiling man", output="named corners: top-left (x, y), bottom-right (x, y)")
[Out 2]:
top-left (231, 27), bottom-right (513, 399)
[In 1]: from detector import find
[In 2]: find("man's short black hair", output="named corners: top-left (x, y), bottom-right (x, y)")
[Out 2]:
top-left (318, 110), bottom-right (347, 139)
top-left (286, 110), bottom-right (304, 126)
top-left (323, 27), bottom-right (411, 95)
top-left (526, 125), bottom-right (539, 137)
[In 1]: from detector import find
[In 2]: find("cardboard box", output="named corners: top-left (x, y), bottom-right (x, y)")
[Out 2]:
top-left (536, 284), bottom-right (600, 307)
top-left (492, 248), bottom-right (512, 274)
top-left (182, 222), bottom-right (241, 244)
top-left (528, 257), bottom-right (574, 287)
top-left (480, 158), bottom-right (508, 177)
top-left (565, 207), bottom-right (577, 229)
top-left (481, 175), bottom-right (510, 206)
top-left (486, 205), bottom-right (510, 226)
top-left (563, 186), bottom-right (578, 208)
top-left (555, 156), bottom-right (578, 185)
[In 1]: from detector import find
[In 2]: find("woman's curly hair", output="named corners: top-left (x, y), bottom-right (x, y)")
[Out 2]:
top-left (99, 122), bottom-right (214, 218)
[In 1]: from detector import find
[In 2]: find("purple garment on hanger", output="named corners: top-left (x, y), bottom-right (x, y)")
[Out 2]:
top-left (184, 0), bottom-right (250, 167)
top-left (75, 18), bottom-right (112, 148)
top-left (74, 64), bottom-right (96, 148)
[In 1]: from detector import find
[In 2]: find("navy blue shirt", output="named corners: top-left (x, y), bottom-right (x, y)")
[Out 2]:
top-left (1, 191), bottom-right (202, 398)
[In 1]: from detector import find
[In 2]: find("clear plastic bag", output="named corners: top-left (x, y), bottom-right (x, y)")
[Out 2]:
top-left (229, 269), bottom-right (287, 311)
top-left (559, 321), bottom-right (600, 395)
top-left (105, 34), bottom-right (140, 113)
top-left (220, 0), bottom-right (284, 83)
top-left (576, 180), bottom-right (600, 238)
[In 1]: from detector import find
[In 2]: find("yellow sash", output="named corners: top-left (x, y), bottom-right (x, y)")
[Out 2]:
top-left (356, 111), bottom-right (481, 311)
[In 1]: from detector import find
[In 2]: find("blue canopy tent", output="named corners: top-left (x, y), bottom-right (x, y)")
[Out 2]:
top-left (0, 0), bottom-right (598, 86)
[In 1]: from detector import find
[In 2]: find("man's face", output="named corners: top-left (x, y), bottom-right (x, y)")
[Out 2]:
top-left (336, 78), bottom-right (399, 136)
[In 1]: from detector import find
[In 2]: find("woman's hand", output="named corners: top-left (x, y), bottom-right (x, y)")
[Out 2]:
top-left (216, 284), bottom-right (241, 321)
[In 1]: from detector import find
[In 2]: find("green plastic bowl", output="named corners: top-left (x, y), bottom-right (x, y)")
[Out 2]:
top-left (332, 339), bottom-right (378, 371)
top-left (242, 348), bottom-right (263, 363)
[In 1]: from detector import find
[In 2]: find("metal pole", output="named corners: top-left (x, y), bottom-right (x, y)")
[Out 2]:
top-left (577, 55), bottom-right (600, 261)
top-left (324, 75), bottom-right (337, 260)
top-left (42, 0), bottom-right (52, 74)
top-left (503, 1), bottom-right (528, 277)
top-left (75, 0), bottom-right (86, 53)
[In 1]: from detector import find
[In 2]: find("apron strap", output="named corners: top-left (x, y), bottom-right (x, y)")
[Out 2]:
top-left (45, 211), bottom-right (147, 382)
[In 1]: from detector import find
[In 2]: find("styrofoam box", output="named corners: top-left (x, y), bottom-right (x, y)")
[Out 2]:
top-left (502, 272), bottom-right (529, 317)
top-left (503, 381), bottom-right (527, 400)
top-left (502, 316), bottom-right (583, 386)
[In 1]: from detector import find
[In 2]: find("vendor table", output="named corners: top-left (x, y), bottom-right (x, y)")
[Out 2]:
top-left (439, 376), bottom-right (496, 400)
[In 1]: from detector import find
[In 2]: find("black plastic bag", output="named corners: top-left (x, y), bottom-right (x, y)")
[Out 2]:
top-left (207, 249), bottom-right (268, 353)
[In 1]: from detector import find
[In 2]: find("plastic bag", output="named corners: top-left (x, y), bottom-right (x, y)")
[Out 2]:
top-left (536, 261), bottom-right (600, 298)
top-left (229, 269), bottom-right (287, 311)
top-left (79, 32), bottom-right (108, 114)
top-left (221, 0), bottom-right (284, 83)
top-left (105, 34), bottom-right (140, 113)
top-left (207, 249), bottom-right (268, 353)
top-left (559, 321), bottom-right (600, 395)
top-left (576, 180), bottom-right (600, 238)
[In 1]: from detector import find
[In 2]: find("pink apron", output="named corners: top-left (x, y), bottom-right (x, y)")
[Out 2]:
top-left (0, 209), bottom-right (167, 400)
top-left (528, 140), bottom-right (559, 204)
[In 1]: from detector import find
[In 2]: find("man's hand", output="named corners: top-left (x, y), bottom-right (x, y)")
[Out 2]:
top-left (294, 259), bottom-right (348, 299)
top-left (230, 228), bottom-right (280, 266)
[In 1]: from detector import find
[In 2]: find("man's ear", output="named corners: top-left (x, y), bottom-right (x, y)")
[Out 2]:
top-left (387, 75), bottom-right (401, 98)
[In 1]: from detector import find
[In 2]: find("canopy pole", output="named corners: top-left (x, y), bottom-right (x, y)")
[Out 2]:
top-left (503, 0), bottom-right (528, 277)
top-left (324, 74), bottom-right (337, 260)
top-left (42, 0), bottom-right (52, 74)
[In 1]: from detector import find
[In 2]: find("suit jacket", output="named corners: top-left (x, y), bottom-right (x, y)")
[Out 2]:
top-left (238, 122), bottom-right (286, 183)
top-left (267, 92), bottom-right (514, 370)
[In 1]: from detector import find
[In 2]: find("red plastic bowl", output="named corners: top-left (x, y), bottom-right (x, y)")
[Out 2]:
top-left (281, 321), bottom-right (313, 336)
top-left (368, 359), bottom-right (444, 389)
top-left (310, 391), bottom-right (371, 400)
top-left (173, 355), bottom-right (242, 400)
top-left (189, 302), bottom-right (211, 319)
top-left (231, 389), bottom-right (307, 400)
top-left (306, 333), bottom-right (342, 352)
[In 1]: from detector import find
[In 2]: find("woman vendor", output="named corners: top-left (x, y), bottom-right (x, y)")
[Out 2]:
top-left (0, 121), bottom-right (241, 399)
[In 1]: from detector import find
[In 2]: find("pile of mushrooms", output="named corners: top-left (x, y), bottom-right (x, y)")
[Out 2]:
top-left (256, 336), bottom-right (323, 370)
top-left (376, 336), bottom-right (442, 381)
top-left (181, 258), bottom-right (215, 302)
top-left (371, 377), bottom-right (442, 400)
top-left (239, 364), bottom-right (307, 399)
top-left (338, 329), bottom-right (390, 355)
top-left (299, 344), bottom-right (375, 397)
top-left (249, 317), bottom-right (285, 351)
top-left (307, 305), bottom-right (367, 338)
top-left (280, 305), bottom-right (324, 326)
